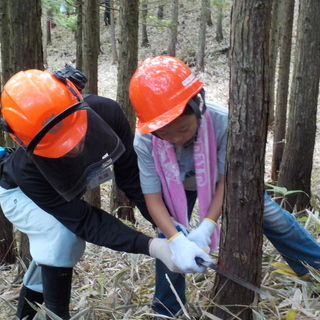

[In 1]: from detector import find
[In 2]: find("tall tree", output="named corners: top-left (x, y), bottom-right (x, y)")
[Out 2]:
top-left (271, 0), bottom-right (295, 182)
top-left (110, 0), bottom-right (139, 222)
top-left (215, 5), bottom-right (224, 43)
top-left (0, 0), bottom-right (43, 268)
top-left (110, 0), bottom-right (118, 64)
top-left (267, 0), bottom-right (281, 127)
top-left (167, 0), bottom-right (179, 56)
top-left (141, 0), bottom-right (149, 48)
top-left (210, 0), bottom-right (272, 318)
top-left (277, 0), bottom-right (320, 211)
top-left (76, 0), bottom-right (84, 70)
top-left (80, 0), bottom-right (101, 208)
top-left (196, 0), bottom-right (209, 71)
top-left (0, 0), bottom-right (43, 83)
top-left (157, 3), bottom-right (164, 20)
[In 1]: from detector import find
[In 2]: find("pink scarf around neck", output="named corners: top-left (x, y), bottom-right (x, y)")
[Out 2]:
top-left (152, 111), bottom-right (220, 251)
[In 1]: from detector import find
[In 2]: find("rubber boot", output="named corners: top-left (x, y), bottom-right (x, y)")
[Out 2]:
top-left (41, 265), bottom-right (73, 320)
top-left (15, 285), bottom-right (44, 319)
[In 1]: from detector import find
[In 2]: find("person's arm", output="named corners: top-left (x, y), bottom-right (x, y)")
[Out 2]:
top-left (206, 174), bottom-right (224, 222)
top-left (144, 192), bottom-right (178, 239)
top-left (186, 175), bottom-right (224, 250)
top-left (85, 95), bottom-right (154, 224)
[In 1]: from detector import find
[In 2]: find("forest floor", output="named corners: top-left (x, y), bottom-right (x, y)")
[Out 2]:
top-left (1, 2), bottom-right (320, 319)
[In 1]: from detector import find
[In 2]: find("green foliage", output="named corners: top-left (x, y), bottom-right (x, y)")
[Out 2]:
top-left (209, 0), bottom-right (231, 8)
top-left (42, 0), bottom-right (77, 31)
top-left (265, 182), bottom-right (309, 208)
top-left (145, 14), bottom-right (172, 30)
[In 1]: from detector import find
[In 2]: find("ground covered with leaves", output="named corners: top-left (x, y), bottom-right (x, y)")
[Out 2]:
top-left (1, 2), bottom-right (320, 319)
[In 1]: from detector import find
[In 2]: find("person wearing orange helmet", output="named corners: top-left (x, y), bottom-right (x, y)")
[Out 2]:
top-left (129, 56), bottom-right (320, 318)
top-left (0, 66), bottom-right (213, 320)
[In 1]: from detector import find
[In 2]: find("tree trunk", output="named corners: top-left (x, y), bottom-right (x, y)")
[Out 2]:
top-left (110, 0), bottom-right (139, 223)
top-left (81, 0), bottom-right (101, 208)
top-left (267, 0), bottom-right (281, 128)
top-left (210, 1), bottom-right (272, 318)
top-left (167, 0), bottom-right (179, 57)
top-left (76, 0), bottom-right (83, 70)
top-left (0, 0), bottom-right (43, 269)
top-left (0, 208), bottom-right (15, 264)
top-left (215, 6), bottom-right (223, 43)
top-left (196, 0), bottom-right (208, 72)
top-left (110, 0), bottom-right (118, 64)
top-left (206, 1), bottom-right (213, 27)
top-left (277, 0), bottom-right (320, 211)
top-left (1, 0), bottom-right (43, 83)
top-left (157, 4), bottom-right (164, 20)
top-left (271, 0), bottom-right (295, 182)
top-left (141, 0), bottom-right (149, 48)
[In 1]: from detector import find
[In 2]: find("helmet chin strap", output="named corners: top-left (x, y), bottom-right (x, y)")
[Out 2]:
top-left (187, 88), bottom-right (206, 120)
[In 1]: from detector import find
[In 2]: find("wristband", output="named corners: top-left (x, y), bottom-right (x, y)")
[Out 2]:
top-left (167, 231), bottom-right (182, 243)
top-left (204, 218), bottom-right (217, 226)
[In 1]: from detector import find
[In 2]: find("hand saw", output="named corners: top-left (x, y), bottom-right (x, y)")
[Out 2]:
top-left (196, 257), bottom-right (273, 299)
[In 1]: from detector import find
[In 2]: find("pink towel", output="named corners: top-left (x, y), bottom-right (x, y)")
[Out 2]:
top-left (152, 111), bottom-right (220, 251)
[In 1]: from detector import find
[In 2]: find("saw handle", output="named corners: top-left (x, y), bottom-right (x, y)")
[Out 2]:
top-left (195, 257), bottom-right (204, 266)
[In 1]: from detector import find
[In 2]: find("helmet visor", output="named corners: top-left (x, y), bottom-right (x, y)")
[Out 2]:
top-left (29, 104), bottom-right (125, 201)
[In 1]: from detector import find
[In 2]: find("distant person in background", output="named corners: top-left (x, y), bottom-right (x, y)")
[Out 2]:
top-left (100, 0), bottom-right (111, 26)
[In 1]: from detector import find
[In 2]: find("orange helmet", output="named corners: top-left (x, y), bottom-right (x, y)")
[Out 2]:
top-left (129, 56), bottom-right (204, 133)
top-left (1, 69), bottom-right (87, 158)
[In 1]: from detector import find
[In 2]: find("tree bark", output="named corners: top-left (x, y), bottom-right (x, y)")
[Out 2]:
top-left (81, 0), bottom-right (101, 208)
top-left (141, 0), bottom-right (149, 48)
top-left (110, 0), bottom-right (118, 64)
top-left (167, 0), bottom-right (179, 57)
top-left (267, 0), bottom-right (281, 127)
top-left (110, 0), bottom-right (139, 222)
top-left (277, 0), bottom-right (320, 211)
top-left (210, 0), bottom-right (272, 318)
top-left (76, 0), bottom-right (83, 70)
top-left (215, 6), bottom-right (223, 43)
top-left (271, 0), bottom-right (295, 182)
top-left (0, 208), bottom-right (16, 264)
top-left (196, 0), bottom-right (208, 72)
top-left (0, 0), bottom-right (43, 269)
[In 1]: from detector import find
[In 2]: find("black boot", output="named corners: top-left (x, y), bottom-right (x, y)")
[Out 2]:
top-left (42, 265), bottom-right (73, 320)
top-left (15, 285), bottom-right (44, 319)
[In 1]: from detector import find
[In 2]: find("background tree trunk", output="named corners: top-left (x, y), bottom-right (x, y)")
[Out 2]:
top-left (0, 209), bottom-right (15, 264)
top-left (157, 3), bottom-right (164, 20)
top-left (81, 0), bottom-right (101, 208)
top-left (215, 6), bottom-right (223, 43)
top-left (196, 0), bottom-right (208, 72)
top-left (76, 0), bottom-right (83, 70)
top-left (206, 1), bottom-right (213, 27)
top-left (267, 0), bottom-right (281, 128)
top-left (277, 0), bottom-right (320, 211)
top-left (210, 0), bottom-right (272, 318)
top-left (110, 0), bottom-right (118, 64)
top-left (141, 0), bottom-right (149, 48)
top-left (110, 0), bottom-right (139, 222)
top-left (0, 0), bottom-right (43, 82)
top-left (271, 0), bottom-right (294, 183)
top-left (0, 0), bottom-right (43, 269)
top-left (167, 0), bottom-right (179, 57)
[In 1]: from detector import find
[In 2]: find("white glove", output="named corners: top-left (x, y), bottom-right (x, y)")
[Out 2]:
top-left (168, 232), bottom-right (214, 273)
top-left (187, 218), bottom-right (216, 250)
top-left (158, 217), bottom-right (190, 238)
top-left (149, 238), bottom-right (184, 273)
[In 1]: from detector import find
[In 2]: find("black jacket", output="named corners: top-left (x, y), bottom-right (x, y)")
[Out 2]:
top-left (0, 94), bottom-right (153, 255)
